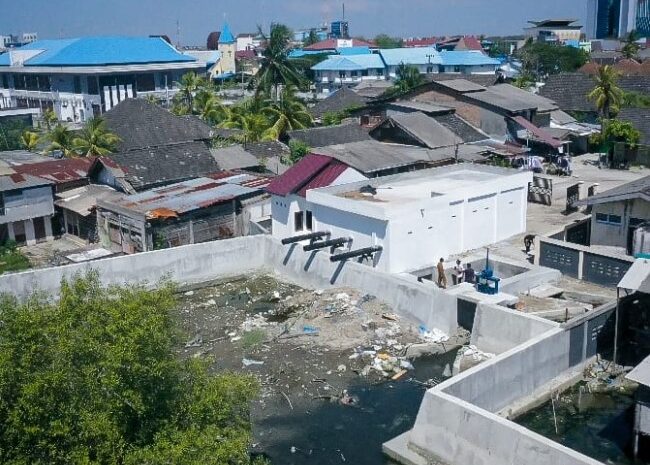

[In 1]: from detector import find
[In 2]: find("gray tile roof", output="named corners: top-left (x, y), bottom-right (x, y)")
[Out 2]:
top-left (210, 146), bottom-right (260, 171)
top-left (107, 141), bottom-right (220, 192)
top-left (433, 113), bottom-right (488, 143)
top-left (618, 107), bottom-right (650, 145)
top-left (288, 123), bottom-right (371, 148)
top-left (309, 86), bottom-right (368, 118)
top-left (387, 101), bottom-right (453, 114)
top-left (243, 141), bottom-right (290, 160)
top-left (463, 84), bottom-right (558, 113)
top-left (381, 112), bottom-right (462, 149)
top-left (434, 78), bottom-right (487, 93)
top-left (540, 73), bottom-right (650, 113)
top-left (103, 99), bottom-right (213, 151)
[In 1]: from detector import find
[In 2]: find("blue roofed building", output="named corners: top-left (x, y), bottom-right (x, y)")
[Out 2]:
top-left (438, 51), bottom-right (502, 74)
top-left (0, 36), bottom-right (203, 122)
top-left (216, 22), bottom-right (237, 77)
top-left (379, 47), bottom-right (441, 78)
top-left (312, 53), bottom-right (386, 91)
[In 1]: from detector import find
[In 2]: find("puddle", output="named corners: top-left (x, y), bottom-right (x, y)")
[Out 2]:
top-left (517, 382), bottom-right (640, 464)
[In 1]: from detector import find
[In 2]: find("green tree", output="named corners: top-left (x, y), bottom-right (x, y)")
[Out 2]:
top-left (303, 29), bottom-right (319, 47)
top-left (517, 42), bottom-right (588, 78)
top-left (0, 272), bottom-right (260, 465)
top-left (20, 130), bottom-right (40, 152)
top-left (42, 109), bottom-right (58, 131)
top-left (512, 73), bottom-right (536, 89)
top-left (287, 139), bottom-right (310, 164)
top-left (193, 89), bottom-right (227, 124)
top-left (0, 119), bottom-right (30, 151)
top-left (256, 24), bottom-right (307, 100)
top-left (374, 34), bottom-right (403, 49)
top-left (384, 63), bottom-right (425, 98)
top-left (622, 30), bottom-right (641, 60)
top-left (176, 72), bottom-right (207, 111)
top-left (623, 90), bottom-right (650, 108)
top-left (588, 65), bottom-right (624, 121)
top-left (262, 86), bottom-right (312, 139)
top-left (46, 124), bottom-right (77, 157)
top-left (72, 118), bottom-right (121, 157)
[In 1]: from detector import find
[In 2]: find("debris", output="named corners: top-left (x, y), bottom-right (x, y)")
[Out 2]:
top-left (281, 391), bottom-right (294, 410)
top-left (418, 325), bottom-right (449, 343)
top-left (336, 292), bottom-right (350, 301)
top-left (443, 363), bottom-right (452, 378)
top-left (204, 299), bottom-right (216, 306)
top-left (230, 336), bottom-right (241, 342)
top-left (337, 364), bottom-right (347, 373)
top-left (184, 290), bottom-right (194, 296)
top-left (290, 446), bottom-right (297, 454)
top-left (303, 325), bottom-right (320, 335)
top-left (242, 358), bottom-right (265, 367)
top-left (185, 335), bottom-right (203, 348)
top-left (391, 369), bottom-right (408, 380)
top-left (382, 312), bottom-right (399, 321)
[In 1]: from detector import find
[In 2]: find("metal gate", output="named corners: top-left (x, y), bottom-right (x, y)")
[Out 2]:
top-left (528, 176), bottom-right (552, 206)
top-left (566, 183), bottom-right (581, 212)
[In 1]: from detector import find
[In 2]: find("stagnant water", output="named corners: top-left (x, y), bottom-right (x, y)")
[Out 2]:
top-left (517, 383), bottom-right (640, 465)
top-left (255, 351), bottom-right (458, 465)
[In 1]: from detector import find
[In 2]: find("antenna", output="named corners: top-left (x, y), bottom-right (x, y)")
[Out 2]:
top-left (176, 19), bottom-right (181, 48)
top-left (343, 2), bottom-right (345, 21)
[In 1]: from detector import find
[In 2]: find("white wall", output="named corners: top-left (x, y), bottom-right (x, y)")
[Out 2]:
top-left (591, 199), bottom-right (650, 248)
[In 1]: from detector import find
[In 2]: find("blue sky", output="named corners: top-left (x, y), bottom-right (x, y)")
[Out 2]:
top-left (2, 0), bottom-right (587, 45)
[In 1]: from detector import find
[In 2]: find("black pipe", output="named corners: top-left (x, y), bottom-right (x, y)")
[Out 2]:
top-left (330, 246), bottom-right (383, 262)
top-left (281, 231), bottom-right (330, 245)
top-left (303, 237), bottom-right (351, 252)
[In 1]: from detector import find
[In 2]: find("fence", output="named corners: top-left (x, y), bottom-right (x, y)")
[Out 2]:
top-left (536, 236), bottom-right (634, 286)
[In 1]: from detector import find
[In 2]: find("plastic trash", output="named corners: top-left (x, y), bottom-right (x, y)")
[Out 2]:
top-left (242, 358), bottom-right (264, 367)
top-left (303, 325), bottom-right (320, 335)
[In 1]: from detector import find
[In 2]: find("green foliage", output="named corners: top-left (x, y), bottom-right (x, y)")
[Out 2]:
top-left (20, 130), bottom-right (41, 152)
top-left (590, 119), bottom-right (641, 153)
top-left (622, 30), bottom-right (641, 59)
top-left (262, 86), bottom-right (313, 139)
top-left (256, 24), bottom-right (307, 98)
top-left (516, 42), bottom-right (588, 78)
top-left (42, 109), bottom-right (58, 131)
top-left (622, 90), bottom-right (650, 108)
top-left (588, 65), bottom-right (624, 119)
top-left (46, 124), bottom-right (77, 157)
top-left (303, 30), bottom-right (320, 47)
top-left (0, 241), bottom-right (30, 274)
top-left (487, 40), bottom-right (507, 58)
top-left (72, 118), bottom-right (121, 157)
top-left (321, 105), bottom-right (362, 126)
top-left (240, 329), bottom-right (267, 350)
top-left (0, 272), bottom-right (260, 465)
top-left (287, 139), bottom-right (311, 164)
top-left (0, 119), bottom-right (31, 151)
top-left (374, 34), bottom-right (403, 49)
top-left (383, 63), bottom-right (425, 98)
top-left (512, 73), bottom-right (536, 89)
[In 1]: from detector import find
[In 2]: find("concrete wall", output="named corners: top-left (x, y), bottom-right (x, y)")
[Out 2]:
top-left (591, 199), bottom-right (650, 248)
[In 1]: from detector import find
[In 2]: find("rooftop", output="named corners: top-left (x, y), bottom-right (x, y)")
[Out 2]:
top-left (379, 47), bottom-right (440, 66)
top-left (527, 19), bottom-right (581, 28)
top-left (377, 112), bottom-right (463, 149)
top-left (12, 157), bottom-right (94, 185)
top-left (0, 36), bottom-right (195, 67)
top-left (54, 184), bottom-right (120, 217)
top-left (288, 123), bottom-right (371, 148)
top-left (464, 83), bottom-right (558, 113)
top-left (311, 53), bottom-right (385, 71)
top-left (103, 174), bottom-right (267, 218)
top-left (627, 353), bottom-right (650, 387)
top-left (210, 145), bottom-right (259, 171)
top-left (576, 175), bottom-right (650, 206)
top-left (304, 38), bottom-right (374, 52)
top-left (219, 23), bottom-right (236, 44)
top-left (309, 86), bottom-right (368, 118)
top-left (0, 173), bottom-right (52, 192)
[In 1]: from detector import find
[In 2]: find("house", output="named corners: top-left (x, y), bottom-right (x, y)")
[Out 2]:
top-left (182, 50), bottom-right (223, 79)
top-left (54, 184), bottom-right (120, 240)
top-left (0, 173), bottom-right (54, 245)
top-left (577, 176), bottom-right (650, 254)
top-left (309, 86), bottom-right (369, 119)
top-left (11, 157), bottom-right (94, 192)
top-left (404, 37), bottom-right (438, 48)
top-left (312, 53), bottom-right (386, 90)
top-left (524, 19), bottom-right (583, 43)
top-left (270, 163), bottom-right (531, 274)
top-left (378, 48), bottom-right (500, 79)
top-left (0, 36), bottom-right (203, 120)
top-left (287, 123), bottom-right (372, 148)
top-left (370, 112), bottom-right (463, 149)
top-left (303, 38), bottom-right (376, 54)
top-left (379, 47), bottom-right (441, 78)
top-left (96, 173), bottom-right (271, 253)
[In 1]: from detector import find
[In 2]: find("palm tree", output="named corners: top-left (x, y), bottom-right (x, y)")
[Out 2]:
top-left (176, 72), bottom-right (207, 110)
top-left (220, 113), bottom-right (273, 143)
top-left (255, 24), bottom-right (306, 100)
top-left (384, 63), bottom-right (425, 98)
top-left (72, 118), bottom-right (120, 157)
top-left (20, 131), bottom-right (40, 152)
top-left (46, 124), bottom-right (77, 157)
top-left (588, 65), bottom-right (624, 122)
top-left (262, 87), bottom-right (312, 139)
top-left (42, 109), bottom-right (57, 131)
top-left (622, 30), bottom-right (641, 60)
top-left (193, 89), bottom-right (227, 124)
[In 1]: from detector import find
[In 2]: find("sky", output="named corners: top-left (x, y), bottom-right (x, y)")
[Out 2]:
top-left (2, 0), bottom-right (588, 46)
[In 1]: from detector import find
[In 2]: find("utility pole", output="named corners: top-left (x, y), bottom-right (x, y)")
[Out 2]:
top-left (176, 19), bottom-right (181, 49)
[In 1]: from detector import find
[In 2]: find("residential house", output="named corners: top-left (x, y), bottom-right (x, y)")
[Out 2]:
top-left (182, 50), bottom-right (223, 79)
top-left (97, 173), bottom-right (271, 253)
top-left (269, 163), bottom-right (531, 274)
top-left (309, 86), bottom-right (369, 120)
top-left (379, 48), bottom-right (500, 79)
top-left (55, 184), bottom-right (120, 241)
top-left (577, 176), bottom-right (650, 254)
top-left (0, 36), bottom-right (203, 120)
top-left (312, 53), bottom-right (386, 90)
top-left (287, 123), bottom-right (372, 148)
top-left (0, 173), bottom-right (54, 245)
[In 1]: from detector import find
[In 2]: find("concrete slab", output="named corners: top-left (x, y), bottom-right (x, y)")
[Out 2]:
top-left (383, 432), bottom-right (430, 465)
top-left (528, 284), bottom-right (564, 299)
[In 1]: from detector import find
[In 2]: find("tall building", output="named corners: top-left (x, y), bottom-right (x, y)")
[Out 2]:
top-left (587, 0), bottom-right (650, 38)
top-left (217, 22), bottom-right (236, 76)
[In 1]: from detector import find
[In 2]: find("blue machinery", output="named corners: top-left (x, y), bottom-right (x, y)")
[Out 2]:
top-left (477, 249), bottom-right (500, 295)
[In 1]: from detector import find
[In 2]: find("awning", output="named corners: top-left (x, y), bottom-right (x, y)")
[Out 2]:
top-left (510, 116), bottom-right (564, 149)
top-left (618, 258), bottom-right (650, 293)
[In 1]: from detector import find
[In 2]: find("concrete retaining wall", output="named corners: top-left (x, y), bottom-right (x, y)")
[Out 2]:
top-left (470, 303), bottom-right (558, 355)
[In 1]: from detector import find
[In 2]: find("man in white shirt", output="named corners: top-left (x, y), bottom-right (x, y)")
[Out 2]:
top-left (452, 259), bottom-right (464, 286)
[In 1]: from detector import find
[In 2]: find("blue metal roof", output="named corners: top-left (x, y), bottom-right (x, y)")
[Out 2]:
top-left (438, 51), bottom-right (501, 66)
top-left (0, 37), bottom-right (195, 67)
top-left (288, 49), bottom-right (328, 58)
top-left (379, 47), bottom-right (441, 66)
top-left (219, 23), bottom-right (236, 44)
top-left (338, 46), bottom-right (371, 55)
top-left (312, 54), bottom-right (385, 71)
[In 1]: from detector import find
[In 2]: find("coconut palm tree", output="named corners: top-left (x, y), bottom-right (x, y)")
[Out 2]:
top-left (262, 87), bottom-right (312, 139)
top-left (193, 89), bottom-right (227, 124)
top-left (46, 124), bottom-right (77, 157)
top-left (255, 24), bottom-right (306, 100)
top-left (42, 109), bottom-right (57, 131)
top-left (588, 65), bottom-right (624, 122)
top-left (622, 30), bottom-right (641, 60)
top-left (176, 72), bottom-right (207, 110)
top-left (220, 113), bottom-right (273, 143)
top-left (72, 118), bottom-right (120, 157)
top-left (20, 131), bottom-right (40, 152)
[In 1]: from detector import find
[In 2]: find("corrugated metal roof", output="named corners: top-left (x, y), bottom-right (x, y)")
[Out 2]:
top-left (438, 51), bottom-right (501, 66)
top-left (0, 37), bottom-right (195, 67)
top-left (109, 176), bottom-right (262, 216)
top-left (55, 184), bottom-right (119, 216)
top-left (379, 47), bottom-right (440, 66)
top-left (266, 154), bottom-right (333, 196)
top-left (13, 157), bottom-right (94, 184)
top-left (386, 112), bottom-right (463, 149)
top-left (297, 161), bottom-right (348, 197)
top-left (338, 46), bottom-right (371, 55)
top-left (0, 173), bottom-right (52, 191)
top-left (312, 54), bottom-right (385, 71)
top-left (510, 116), bottom-right (564, 148)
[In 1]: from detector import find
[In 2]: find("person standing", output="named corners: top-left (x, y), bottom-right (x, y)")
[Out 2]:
top-left (437, 258), bottom-right (447, 289)
top-left (463, 263), bottom-right (476, 284)
top-left (452, 259), bottom-right (464, 285)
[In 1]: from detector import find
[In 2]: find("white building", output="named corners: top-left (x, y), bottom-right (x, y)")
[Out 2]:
top-left (0, 36), bottom-right (204, 122)
top-left (312, 53), bottom-right (387, 88)
top-left (269, 161), bottom-right (532, 274)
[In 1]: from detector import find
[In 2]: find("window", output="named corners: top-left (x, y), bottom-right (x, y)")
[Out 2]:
top-left (454, 66), bottom-right (462, 73)
top-left (135, 73), bottom-right (156, 92)
top-left (426, 66), bottom-right (434, 73)
top-left (596, 213), bottom-right (622, 226)
top-left (73, 75), bottom-right (82, 94)
top-left (630, 218), bottom-right (646, 227)
top-left (0, 74), bottom-right (5, 89)
top-left (351, 70), bottom-right (358, 77)
top-left (294, 211), bottom-right (304, 232)
top-left (361, 70), bottom-right (368, 77)
top-left (87, 76), bottom-right (99, 95)
top-left (339, 71), bottom-right (346, 78)
top-left (305, 211), bottom-right (313, 231)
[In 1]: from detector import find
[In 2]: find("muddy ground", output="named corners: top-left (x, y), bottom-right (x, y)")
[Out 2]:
top-left (172, 274), bottom-right (466, 465)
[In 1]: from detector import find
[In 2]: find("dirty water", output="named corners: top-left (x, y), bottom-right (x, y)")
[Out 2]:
top-left (173, 274), bottom-right (461, 465)
top-left (517, 382), bottom-right (641, 465)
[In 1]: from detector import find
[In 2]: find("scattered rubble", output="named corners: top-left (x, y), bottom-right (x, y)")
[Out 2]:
top-left (452, 345), bottom-right (495, 375)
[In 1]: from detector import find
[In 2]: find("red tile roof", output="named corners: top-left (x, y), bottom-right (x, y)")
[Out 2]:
top-left (614, 58), bottom-right (642, 75)
top-left (13, 157), bottom-right (94, 184)
top-left (236, 49), bottom-right (257, 60)
top-left (455, 36), bottom-right (483, 52)
top-left (578, 62), bottom-right (601, 75)
top-left (266, 153), bottom-right (341, 197)
top-left (511, 116), bottom-right (563, 149)
top-left (304, 38), bottom-right (375, 51)
top-left (405, 37), bottom-right (438, 48)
